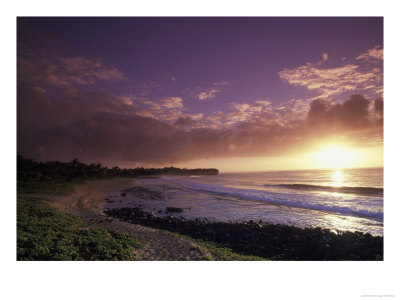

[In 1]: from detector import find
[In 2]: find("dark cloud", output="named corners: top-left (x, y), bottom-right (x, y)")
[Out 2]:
top-left (173, 116), bottom-right (199, 128)
top-left (374, 97), bottom-right (383, 118)
top-left (308, 99), bottom-right (332, 126)
top-left (307, 94), bottom-right (380, 131)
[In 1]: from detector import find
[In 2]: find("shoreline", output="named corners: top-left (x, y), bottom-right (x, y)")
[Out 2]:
top-left (18, 178), bottom-right (383, 260)
top-left (70, 178), bottom-right (383, 260)
top-left (103, 177), bottom-right (383, 236)
top-left (105, 205), bottom-right (383, 261)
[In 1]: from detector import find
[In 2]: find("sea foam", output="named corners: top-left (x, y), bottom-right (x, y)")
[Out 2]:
top-left (174, 180), bottom-right (383, 221)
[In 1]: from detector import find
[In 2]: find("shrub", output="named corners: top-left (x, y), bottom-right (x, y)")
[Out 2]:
top-left (17, 197), bottom-right (140, 260)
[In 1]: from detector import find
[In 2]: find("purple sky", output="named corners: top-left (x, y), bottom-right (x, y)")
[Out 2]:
top-left (17, 17), bottom-right (383, 169)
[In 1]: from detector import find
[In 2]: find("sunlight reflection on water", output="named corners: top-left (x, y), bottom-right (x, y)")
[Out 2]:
top-left (331, 169), bottom-right (344, 187)
top-left (322, 213), bottom-right (364, 233)
top-left (105, 169), bottom-right (383, 235)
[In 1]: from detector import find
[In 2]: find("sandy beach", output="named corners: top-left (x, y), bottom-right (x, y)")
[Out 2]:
top-left (28, 178), bottom-right (209, 260)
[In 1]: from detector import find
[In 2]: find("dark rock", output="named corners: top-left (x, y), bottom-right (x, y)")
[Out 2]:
top-left (121, 193), bottom-right (126, 197)
top-left (166, 206), bottom-right (183, 213)
top-left (103, 205), bottom-right (383, 261)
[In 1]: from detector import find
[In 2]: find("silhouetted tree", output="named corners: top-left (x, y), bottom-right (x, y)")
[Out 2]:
top-left (16, 155), bottom-right (218, 182)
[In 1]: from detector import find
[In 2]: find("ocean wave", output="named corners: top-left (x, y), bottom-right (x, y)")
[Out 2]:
top-left (178, 181), bottom-right (383, 221)
top-left (266, 184), bottom-right (383, 196)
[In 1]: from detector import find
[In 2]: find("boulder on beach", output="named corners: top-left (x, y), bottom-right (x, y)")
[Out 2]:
top-left (166, 206), bottom-right (183, 213)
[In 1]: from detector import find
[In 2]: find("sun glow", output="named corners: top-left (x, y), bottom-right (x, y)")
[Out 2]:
top-left (331, 169), bottom-right (344, 187)
top-left (176, 144), bottom-right (382, 172)
top-left (310, 145), bottom-right (357, 169)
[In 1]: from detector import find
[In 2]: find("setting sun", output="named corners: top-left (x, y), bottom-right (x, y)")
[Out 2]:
top-left (309, 145), bottom-right (357, 169)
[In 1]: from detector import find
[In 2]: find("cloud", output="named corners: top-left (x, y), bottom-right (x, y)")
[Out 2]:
top-left (198, 89), bottom-right (220, 100)
top-left (373, 97), bottom-right (383, 127)
top-left (255, 100), bottom-right (271, 106)
top-left (135, 97), bottom-right (185, 122)
top-left (18, 52), bottom-right (124, 87)
top-left (279, 47), bottom-right (383, 99)
top-left (374, 97), bottom-right (383, 118)
top-left (322, 53), bottom-right (328, 61)
top-left (18, 78), bottom-right (383, 166)
top-left (199, 100), bottom-right (273, 129)
top-left (173, 114), bottom-right (203, 129)
top-left (213, 81), bottom-right (231, 86)
top-left (17, 46), bottom-right (383, 166)
top-left (307, 94), bottom-right (373, 130)
top-left (160, 97), bottom-right (183, 109)
top-left (356, 46), bottom-right (383, 61)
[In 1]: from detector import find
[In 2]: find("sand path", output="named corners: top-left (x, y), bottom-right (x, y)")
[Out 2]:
top-left (33, 179), bottom-right (207, 261)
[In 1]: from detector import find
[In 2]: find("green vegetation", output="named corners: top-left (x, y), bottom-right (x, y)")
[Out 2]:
top-left (17, 197), bottom-right (140, 260)
top-left (193, 239), bottom-right (269, 261)
top-left (17, 179), bottom-right (80, 195)
top-left (17, 155), bottom-right (218, 182)
top-left (164, 231), bottom-right (268, 261)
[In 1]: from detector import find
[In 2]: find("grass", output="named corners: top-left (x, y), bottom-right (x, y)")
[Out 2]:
top-left (17, 179), bottom-right (82, 196)
top-left (17, 177), bottom-right (128, 195)
top-left (163, 230), bottom-right (269, 261)
top-left (17, 180), bottom-right (141, 261)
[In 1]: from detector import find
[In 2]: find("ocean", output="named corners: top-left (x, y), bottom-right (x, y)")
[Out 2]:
top-left (104, 167), bottom-right (383, 236)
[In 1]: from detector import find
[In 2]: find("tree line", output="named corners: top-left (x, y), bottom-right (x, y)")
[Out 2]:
top-left (17, 155), bottom-right (219, 182)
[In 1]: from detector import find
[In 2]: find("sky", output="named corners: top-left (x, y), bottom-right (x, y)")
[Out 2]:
top-left (17, 17), bottom-right (383, 171)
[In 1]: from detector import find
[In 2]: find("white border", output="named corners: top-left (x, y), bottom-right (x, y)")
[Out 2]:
top-left (2, 1), bottom-right (399, 299)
